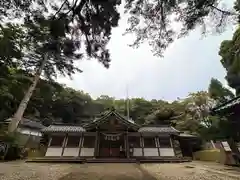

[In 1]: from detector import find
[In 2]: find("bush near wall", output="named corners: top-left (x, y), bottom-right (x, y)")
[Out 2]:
top-left (193, 149), bottom-right (220, 162)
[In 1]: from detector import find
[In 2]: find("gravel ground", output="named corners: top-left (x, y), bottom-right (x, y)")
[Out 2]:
top-left (0, 161), bottom-right (239, 180)
top-left (141, 162), bottom-right (240, 180)
top-left (0, 161), bottom-right (154, 180)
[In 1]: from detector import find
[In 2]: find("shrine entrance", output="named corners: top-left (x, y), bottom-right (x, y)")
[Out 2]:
top-left (99, 133), bottom-right (126, 158)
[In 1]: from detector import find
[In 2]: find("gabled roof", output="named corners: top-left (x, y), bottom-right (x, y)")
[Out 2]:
top-left (83, 108), bottom-right (140, 130)
top-left (211, 96), bottom-right (240, 113)
top-left (42, 125), bottom-right (85, 133)
top-left (138, 125), bottom-right (179, 134)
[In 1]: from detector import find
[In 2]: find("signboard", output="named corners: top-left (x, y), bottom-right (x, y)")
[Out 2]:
top-left (221, 141), bottom-right (232, 152)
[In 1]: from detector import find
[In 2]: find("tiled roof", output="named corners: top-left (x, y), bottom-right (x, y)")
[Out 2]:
top-left (42, 125), bottom-right (86, 133)
top-left (3, 118), bottom-right (45, 129)
top-left (213, 96), bottom-right (240, 112)
top-left (138, 126), bottom-right (179, 133)
top-left (216, 97), bottom-right (240, 111)
top-left (84, 108), bottom-right (140, 130)
top-left (21, 118), bottom-right (45, 129)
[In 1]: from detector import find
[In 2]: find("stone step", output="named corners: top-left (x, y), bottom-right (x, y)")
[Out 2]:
top-left (26, 157), bottom-right (191, 163)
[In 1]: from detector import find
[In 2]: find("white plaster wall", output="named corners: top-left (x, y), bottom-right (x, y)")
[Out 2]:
top-left (80, 148), bottom-right (94, 156)
top-left (133, 148), bottom-right (143, 156)
top-left (63, 148), bottom-right (79, 157)
top-left (160, 148), bottom-right (175, 156)
top-left (45, 147), bottom-right (62, 156)
top-left (144, 148), bottom-right (159, 156)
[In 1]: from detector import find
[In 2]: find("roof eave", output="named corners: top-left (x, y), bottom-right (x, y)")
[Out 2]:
top-left (83, 110), bottom-right (140, 130)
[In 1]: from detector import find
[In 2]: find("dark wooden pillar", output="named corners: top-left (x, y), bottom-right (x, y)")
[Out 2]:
top-left (44, 136), bottom-right (52, 156)
top-left (126, 129), bottom-right (129, 158)
top-left (156, 137), bottom-right (160, 156)
top-left (94, 131), bottom-right (99, 158)
top-left (141, 133), bottom-right (144, 156)
top-left (61, 134), bottom-right (68, 156)
top-left (47, 136), bottom-right (52, 147)
top-left (170, 135), bottom-right (176, 156)
top-left (78, 133), bottom-right (83, 157)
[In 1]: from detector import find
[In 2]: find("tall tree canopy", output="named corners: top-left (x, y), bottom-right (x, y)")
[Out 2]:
top-left (208, 78), bottom-right (235, 104)
top-left (124, 0), bottom-right (239, 56)
top-left (219, 27), bottom-right (240, 95)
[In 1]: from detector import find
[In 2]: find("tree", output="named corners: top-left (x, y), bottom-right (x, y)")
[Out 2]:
top-left (0, 24), bottom-right (25, 67)
top-left (184, 91), bottom-right (216, 128)
top-left (219, 27), bottom-right (240, 95)
top-left (124, 0), bottom-right (239, 56)
top-left (2, 0), bottom-right (121, 133)
top-left (208, 78), bottom-right (235, 104)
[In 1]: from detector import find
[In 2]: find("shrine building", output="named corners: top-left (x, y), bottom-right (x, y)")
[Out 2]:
top-left (39, 108), bottom-right (198, 162)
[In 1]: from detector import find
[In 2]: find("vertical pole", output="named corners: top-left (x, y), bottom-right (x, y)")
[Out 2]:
top-left (126, 84), bottom-right (130, 120)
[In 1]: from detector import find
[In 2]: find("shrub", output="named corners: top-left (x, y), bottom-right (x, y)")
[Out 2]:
top-left (0, 133), bottom-right (22, 161)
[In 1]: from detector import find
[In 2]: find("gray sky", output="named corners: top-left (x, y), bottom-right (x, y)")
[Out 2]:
top-left (58, 5), bottom-right (236, 101)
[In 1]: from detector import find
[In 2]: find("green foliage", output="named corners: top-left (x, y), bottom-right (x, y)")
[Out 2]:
top-left (0, 63), bottom-right (236, 141)
top-left (219, 27), bottom-right (240, 95)
top-left (208, 78), bottom-right (235, 104)
top-left (1, 0), bottom-right (121, 74)
top-left (0, 24), bottom-right (25, 66)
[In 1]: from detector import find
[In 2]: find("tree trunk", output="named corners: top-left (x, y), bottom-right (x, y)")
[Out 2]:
top-left (8, 54), bottom-right (48, 133)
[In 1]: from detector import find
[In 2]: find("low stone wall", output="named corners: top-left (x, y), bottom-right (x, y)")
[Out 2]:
top-left (193, 149), bottom-right (220, 162)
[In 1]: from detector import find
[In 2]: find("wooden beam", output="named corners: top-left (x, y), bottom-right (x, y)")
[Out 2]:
top-left (61, 134), bottom-right (68, 156)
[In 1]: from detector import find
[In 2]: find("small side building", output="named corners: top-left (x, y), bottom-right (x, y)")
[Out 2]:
top-left (211, 96), bottom-right (240, 160)
top-left (2, 118), bottom-right (45, 147)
